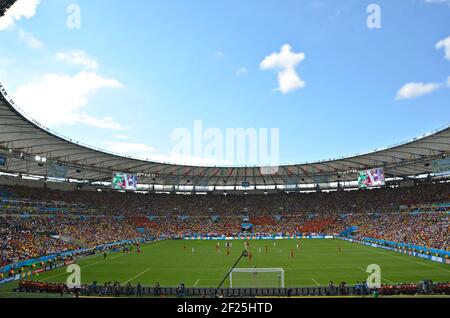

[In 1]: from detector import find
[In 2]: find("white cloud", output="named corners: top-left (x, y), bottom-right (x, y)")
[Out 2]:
top-left (103, 142), bottom-right (158, 158)
top-left (214, 51), bottom-right (226, 58)
top-left (77, 114), bottom-right (125, 130)
top-left (0, 57), bottom-right (15, 66)
top-left (260, 44), bottom-right (306, 93)
top-left (12, 71), bottom-right (126, 130)
top-left (436, 36), bottom-right (450, 61)
top-left (115, 135), bottom-right (130, 140)
top-left (0, 0), bottom-right (41, 31)
top-left (17, 28), bottom-right (43, 49)
top-left (0, 58), bottom-right (16, 83)
top-left (236, 67), bottom-right (248, 76)
top-left (396, 37), bottom-right (450, 100)
top-left (103, 141), bottom-right (230, 165)
top-left (395, 82), bottom-right (442, 100)
top-left (57, 51), bottom-right (98, 70)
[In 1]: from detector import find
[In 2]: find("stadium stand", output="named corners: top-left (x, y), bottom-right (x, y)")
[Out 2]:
top-left (1, 181), bottom-right (449, 268)
top-left (0, 71), bottom-right (449, 297)
top-left (0, 0), bottom-right (448, 300)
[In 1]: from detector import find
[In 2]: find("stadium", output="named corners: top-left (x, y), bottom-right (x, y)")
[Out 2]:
top-left (0, 0), bottom-right (449, 300)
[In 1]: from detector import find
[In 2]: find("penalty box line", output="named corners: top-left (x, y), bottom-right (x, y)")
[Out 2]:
top-left (123, 268), bottom-right (152, 284)
top-left (43, 252), bottom-right (129, 282)
top-left (45, 242), bottom-right (166, 283)
top-left (357, 266), bottom-right (395, 284)
top-left (310, 278), bottom-right (320, 286)
top-left (192, 278), bottom-right (321, 288)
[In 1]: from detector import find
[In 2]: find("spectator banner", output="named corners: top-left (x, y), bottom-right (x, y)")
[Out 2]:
top-left (0, 276), bottom-right (15, 286)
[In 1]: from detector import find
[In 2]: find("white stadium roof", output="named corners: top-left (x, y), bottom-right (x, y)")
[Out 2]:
top-left (1, 82), bottom-right (449, 189)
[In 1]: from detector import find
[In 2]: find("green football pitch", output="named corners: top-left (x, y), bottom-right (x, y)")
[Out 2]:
top-left (1, 239), bottom-right (449, 296)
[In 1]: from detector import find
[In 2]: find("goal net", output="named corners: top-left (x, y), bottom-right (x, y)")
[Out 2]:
top-left (229, 268), bottom-right (285, 288)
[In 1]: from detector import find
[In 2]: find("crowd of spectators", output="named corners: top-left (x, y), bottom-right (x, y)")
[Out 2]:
top-left (3, 182), bottom-right (449, 216)
top-left (17, 280), bottom-right (450, 296)
top-left (0, 181), bottom-right (449, 267)
top-left (18, 280), bottom-right (68, 295)
top-left (333, 212), bottom-right (449, 251)
top-left (0, 215), bottom-right (146, 267)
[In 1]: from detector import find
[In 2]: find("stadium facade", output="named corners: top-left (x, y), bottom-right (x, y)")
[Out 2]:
top-left (0, 82), bottom-right (449, 193)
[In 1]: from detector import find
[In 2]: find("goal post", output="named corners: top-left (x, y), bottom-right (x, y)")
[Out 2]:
top-left (229, 268), bottom-right (285, 288)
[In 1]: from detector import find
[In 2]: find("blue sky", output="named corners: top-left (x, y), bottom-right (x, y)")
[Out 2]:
top-left (0, 0), bottom-right (449, 166)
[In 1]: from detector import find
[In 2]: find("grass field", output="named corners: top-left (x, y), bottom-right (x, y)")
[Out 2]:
top-left (1, 239), bottom-right (449, 297)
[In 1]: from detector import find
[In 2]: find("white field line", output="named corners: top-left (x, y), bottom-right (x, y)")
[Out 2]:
top-left (43, 241), bottom-right (167, 282)
top-left (190, 278), bottom-right (326, 287)
top-left (123, 267), bottom-right (151, 284)
top-left (43, 252), bottom-right (129, 281)
top-left (310, 278), bottom-right (320, 286)
top-left (357, 266), bottom-right (395, 284)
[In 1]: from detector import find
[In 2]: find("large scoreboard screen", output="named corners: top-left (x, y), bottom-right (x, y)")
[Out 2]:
top-left (112, 172), bottom-right (138, 190)
top-left (358, 168), bottom-right (385, 189)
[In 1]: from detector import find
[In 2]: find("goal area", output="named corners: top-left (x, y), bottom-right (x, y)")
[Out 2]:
top-left (229, 268), bottom-right (285, 288)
